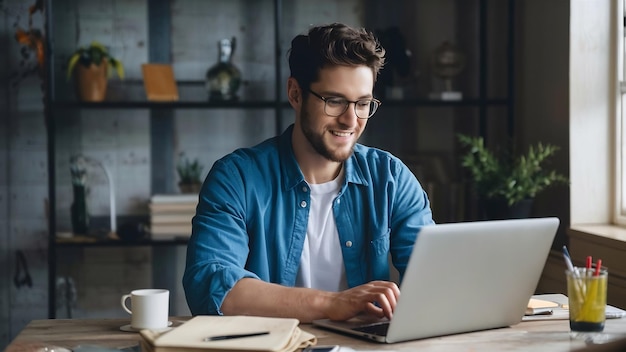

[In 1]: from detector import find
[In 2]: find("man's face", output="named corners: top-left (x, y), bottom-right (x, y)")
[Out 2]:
top-left (298, 65), bottom-right (375, 162)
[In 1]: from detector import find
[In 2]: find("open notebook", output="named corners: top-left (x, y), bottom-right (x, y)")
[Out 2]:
top-left (139, 315), bottom-right (316, 352)
top-left (313, 217), bottom-right (560, 343)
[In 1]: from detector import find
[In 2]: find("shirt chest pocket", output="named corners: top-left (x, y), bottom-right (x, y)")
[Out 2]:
top-left (369, 229), bottom-right (390, 257)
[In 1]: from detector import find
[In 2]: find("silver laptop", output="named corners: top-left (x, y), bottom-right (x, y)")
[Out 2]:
top-left (313, 217), bottom-right (560, 343)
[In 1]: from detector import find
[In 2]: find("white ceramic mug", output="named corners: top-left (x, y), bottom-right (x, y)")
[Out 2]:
top-left (121, 288), bottom-right (169, 330)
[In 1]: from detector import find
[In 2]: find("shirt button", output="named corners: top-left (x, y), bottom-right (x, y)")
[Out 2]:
top-left (336, 199), bottom-right (341, 205)
top-left (302, 186), bottom-right (308, 192)
top-left (345, 241), bottom-right (353, 247)
top-left (300, 201), bottom-right (307, 208)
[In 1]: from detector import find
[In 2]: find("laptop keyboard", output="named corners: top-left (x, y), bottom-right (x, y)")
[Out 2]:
top-left (353, 322), bottom-right (390, 336)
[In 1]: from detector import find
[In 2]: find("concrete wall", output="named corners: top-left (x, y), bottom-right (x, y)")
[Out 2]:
top-left (1, 0), bottom-right (50, 345)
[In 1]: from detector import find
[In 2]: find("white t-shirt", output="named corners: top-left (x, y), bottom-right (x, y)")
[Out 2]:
top-left (295, 172), bottom-right (348, 292)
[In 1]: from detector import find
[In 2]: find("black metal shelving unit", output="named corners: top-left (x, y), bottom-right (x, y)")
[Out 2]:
top-left (55, 238), bottom-right (189, 248)
top-left (44, 0), bottom-right (57, 321)
top-left (45, 0), bottom-right (515, 318)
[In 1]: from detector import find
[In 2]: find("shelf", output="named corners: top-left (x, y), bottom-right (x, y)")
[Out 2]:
top-left (50, 98), bottom-right (508, 110)
top-left (51, 79), bottom-right (508, 110)
top-left (380, 98), bottom-right (509, 108)
top-left (50, 100), bottom-right (284, 109)
top-left (51, 79), bottom-right (282, 109)
top-left (55, 235), bottom-right (188, 247)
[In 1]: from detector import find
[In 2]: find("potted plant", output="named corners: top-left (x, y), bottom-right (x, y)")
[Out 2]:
top-left (66, 41), bottom-right (125, 102)
top-left (176, 153), bottom-right (204, 194)
top-left (457, 134), bottom-right (568, 219)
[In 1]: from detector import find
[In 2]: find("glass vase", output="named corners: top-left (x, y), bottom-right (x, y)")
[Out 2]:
top-left (205, 37), bottom-right (242, 101)
top-left (71, 184), bottom-right (89, 235)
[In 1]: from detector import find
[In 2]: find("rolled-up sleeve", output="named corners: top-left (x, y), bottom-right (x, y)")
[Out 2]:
top-left (183, 158), bottom-right (260, 315)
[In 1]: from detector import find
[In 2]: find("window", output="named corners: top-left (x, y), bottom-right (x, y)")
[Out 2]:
top-left (617, 0), bottom-right (626, 225)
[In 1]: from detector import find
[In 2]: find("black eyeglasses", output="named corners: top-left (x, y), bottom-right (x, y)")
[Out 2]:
top-left (307, 89), bottom-right (381, 119)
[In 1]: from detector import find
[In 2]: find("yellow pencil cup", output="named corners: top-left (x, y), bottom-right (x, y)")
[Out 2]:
top-left (566, 267), bottom-right (608, 333)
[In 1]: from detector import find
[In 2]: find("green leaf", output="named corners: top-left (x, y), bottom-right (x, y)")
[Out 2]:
top-left (176, 153), bottom-right (204, 184)
top-left (457, 134), bottom-right (569, 206)
top-left (66, 53), bottom-right (81, 80)
top-left (65, 41), bottom-right (124, 80)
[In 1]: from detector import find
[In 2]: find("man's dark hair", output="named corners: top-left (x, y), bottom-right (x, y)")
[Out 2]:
top-left (288, 23), bottom-right (386, 91)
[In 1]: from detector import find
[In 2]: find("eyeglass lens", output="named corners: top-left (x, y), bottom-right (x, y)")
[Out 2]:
top-left (325, 98), bottom-right (379, 118)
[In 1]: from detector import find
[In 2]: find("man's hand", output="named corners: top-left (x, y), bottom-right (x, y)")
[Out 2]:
top-left (221, 278), bottom-right (400, 323)
top-left (324, 281), bottom-right (400, 321)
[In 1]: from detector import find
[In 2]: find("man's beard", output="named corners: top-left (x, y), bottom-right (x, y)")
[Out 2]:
top-left (299, 106), bottom-right (356, 162)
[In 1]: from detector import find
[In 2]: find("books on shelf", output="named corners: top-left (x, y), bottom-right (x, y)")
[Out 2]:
top-left (150, 223), bottom-right (193, 237)
top-left (150, 213), bottom-right (195, 224)
top-left (151, 194), bottom-right (199, 204)
top-left (139, 315), bottom-right (317, 352)
top-left (142, 63), bottom-right (179, 102)
top-left (149, 194), bottom-right (198, 240)
top-left (149, 202), bottom-right (197, 214)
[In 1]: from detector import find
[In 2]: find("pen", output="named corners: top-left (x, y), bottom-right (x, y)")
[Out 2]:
top-left (562, 245), bottom-right (585, 298)
top-left (561, 245), bottom-right (576, 273)
top-left (594, 259), bottom-right (602, 276)
top-left (203, 331), bottom-right (270, 341)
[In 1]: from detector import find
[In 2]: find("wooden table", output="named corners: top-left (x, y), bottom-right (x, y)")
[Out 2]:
top-left (6, 316), bottom-right (626, 351)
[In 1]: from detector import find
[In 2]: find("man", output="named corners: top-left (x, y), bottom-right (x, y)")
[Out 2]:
top-left (183, 23), bottom-right (433, 323)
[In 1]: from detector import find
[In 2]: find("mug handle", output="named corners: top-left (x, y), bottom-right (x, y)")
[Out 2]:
top-left (121, 294), bottom-right (132, 315)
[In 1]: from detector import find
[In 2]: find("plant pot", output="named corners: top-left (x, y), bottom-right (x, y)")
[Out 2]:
top-left (75, 62), bottom-right (108, 102)
top-left (179, 182), bottom-right (201, 194)
top-left (481, 198), bottom-right (534, 220)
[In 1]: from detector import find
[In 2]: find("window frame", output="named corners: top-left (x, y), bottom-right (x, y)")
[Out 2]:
top-left (616, 0), bottom-right (626, 225)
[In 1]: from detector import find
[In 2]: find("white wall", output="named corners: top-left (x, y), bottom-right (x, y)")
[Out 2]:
top-left (569, 0), bottom-right (616, 224)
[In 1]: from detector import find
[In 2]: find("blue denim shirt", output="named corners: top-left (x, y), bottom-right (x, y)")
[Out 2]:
top-left (183, 125), bottom-right (434, 315)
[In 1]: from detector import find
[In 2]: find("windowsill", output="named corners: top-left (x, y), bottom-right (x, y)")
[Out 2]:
top-left (569, 224), bottom-right (626, 244)
top-left (567, 223), bottom-right (626, 281)
top-left (537, 224), bottom-right (626, 296)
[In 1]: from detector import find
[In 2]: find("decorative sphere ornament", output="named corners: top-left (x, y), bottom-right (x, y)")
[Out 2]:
top-left (430, 41), bottom-right (466, 100)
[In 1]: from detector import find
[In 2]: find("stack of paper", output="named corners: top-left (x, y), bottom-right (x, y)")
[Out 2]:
top-left (525, 298), bottom-right (560, 316)
top-left (149, 194), bottom-right (198, 240)
top-left (139, 315), bottom-right (317, 352)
